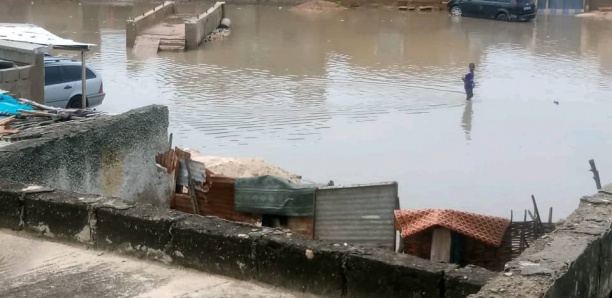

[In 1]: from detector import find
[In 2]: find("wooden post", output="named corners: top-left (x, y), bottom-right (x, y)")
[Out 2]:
top-left (527, 210), bottom-right (535, 220)
top-left (81, 51), bottom-right (87, 109)
top-left (531, 195), bottom-right (542, 224)
top-left (589, 159), bottom-right (602, 190)
top-left (548, 207), bottom-right (553, 223)
top-left (183, 159), bottom-right (201, 215)
top-left (168, 133), bottom-right (173, 150)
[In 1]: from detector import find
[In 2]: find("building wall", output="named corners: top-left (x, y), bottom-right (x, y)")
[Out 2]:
top-left (537, 0), bottom-right (585, 14)
top-left (185, 2), bottom-right (225, 49)
top-left (0, 66), bottom-right (32, 99)
top-left (0, 41), bottom-right (45, 103)
top-left (0, 105), bottom-right (173, 207)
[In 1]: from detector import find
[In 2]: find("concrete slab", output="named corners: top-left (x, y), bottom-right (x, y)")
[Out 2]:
top-left (0, 231), bottom-right (320, 298)
top-left (133, 36), bottom-right (160, 57)
top-left (141, 23), bottom-right (185, 39)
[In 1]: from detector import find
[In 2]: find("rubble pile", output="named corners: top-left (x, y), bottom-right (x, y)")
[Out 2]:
top-left (0, 93), bottom-right (99, 141)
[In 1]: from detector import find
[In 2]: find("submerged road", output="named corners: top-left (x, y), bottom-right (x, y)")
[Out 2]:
top-left (0, 231), bottom-right (318, 298)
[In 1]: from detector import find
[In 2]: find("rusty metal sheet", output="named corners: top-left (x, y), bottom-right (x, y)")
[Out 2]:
top-left (314, 182), bottom-right (399, 250)
top-left (177, 159), bottom-right (206, 190)
top-left (171, 176), bottom-right (261, 225)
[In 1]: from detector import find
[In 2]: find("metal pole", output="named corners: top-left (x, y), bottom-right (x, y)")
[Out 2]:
top-left (81, 50), bottom-right (87, 109)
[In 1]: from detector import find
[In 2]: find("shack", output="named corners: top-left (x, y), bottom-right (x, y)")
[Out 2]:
top-left (156, 146), bottom-right (400, 250)
top-left (395, 208), bottom-right (555, 271)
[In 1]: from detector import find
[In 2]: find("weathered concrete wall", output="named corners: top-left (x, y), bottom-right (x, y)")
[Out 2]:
top-left (0, 40), bottom-right (46, 103)
top-left (126, 1), bottom-right (176, 48)
top-left (185, 2), bottom-right (225, 50)
top-left (0, 179), bottom-right (495, 297)
top-left (0, 66), bottom-right (32, 99)
top-left (0, 105), bottom-right (173, 207)
top-left (471, 186), bottom-right (612, 298)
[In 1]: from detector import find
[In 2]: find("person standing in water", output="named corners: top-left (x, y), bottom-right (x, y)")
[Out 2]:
top-left (462, 63), bottom-right (475, 100)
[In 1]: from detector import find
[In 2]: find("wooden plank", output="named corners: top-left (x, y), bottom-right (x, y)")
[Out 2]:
top-left (430, 228), bottom-right (451, 263)
top-left (589, 159), bottom-right (602, 190)
top-left (183, 158), bottom-right (201, 215)
top-left (0, 116), bottom-right (15, 126)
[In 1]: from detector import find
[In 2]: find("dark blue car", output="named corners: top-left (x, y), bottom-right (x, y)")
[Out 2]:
top-left (448, 0), bottom-right (537, 21)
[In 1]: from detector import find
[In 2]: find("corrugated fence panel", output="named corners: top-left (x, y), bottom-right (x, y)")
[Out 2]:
top-left (314, 182), bottom-right (399, 250)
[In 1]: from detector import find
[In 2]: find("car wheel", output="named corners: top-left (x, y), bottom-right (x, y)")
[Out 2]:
top-left (450, 6), bottom-right (462, 17)
top-left (496, 13), bottom-right (509, 21)
top-left (67, 96), bottom-right (88, 109)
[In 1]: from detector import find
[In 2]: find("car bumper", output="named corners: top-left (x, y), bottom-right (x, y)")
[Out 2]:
top-left (511, 13), bottom-right (536, 21)
top-left (87, 93), bottom-right (105, 108)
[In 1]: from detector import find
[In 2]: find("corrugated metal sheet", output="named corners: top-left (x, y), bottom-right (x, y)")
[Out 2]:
top-left (314, 182), bottom-right (399, 250)
top-left (177, 159), bottom-right (206, 190)
top-left (172, 175), bottom-right (261, 225)
top-left (0, 23), bottom-right (94, 50)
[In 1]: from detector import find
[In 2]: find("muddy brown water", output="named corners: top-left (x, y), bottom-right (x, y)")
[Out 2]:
top-left (2, 1), bottom-right (612, 220)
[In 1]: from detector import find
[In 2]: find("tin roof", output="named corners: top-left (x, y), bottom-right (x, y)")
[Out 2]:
top-left (0, 23), bottom-right (95, 51)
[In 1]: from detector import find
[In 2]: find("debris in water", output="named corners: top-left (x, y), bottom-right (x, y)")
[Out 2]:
top-left (305, 249), bottom-right (314, 259)
top-left (204, 28), bottom-right (231, 43)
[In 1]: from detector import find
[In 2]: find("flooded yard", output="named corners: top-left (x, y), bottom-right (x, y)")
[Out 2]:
top-left (3, 1), bottom-right (612, 219)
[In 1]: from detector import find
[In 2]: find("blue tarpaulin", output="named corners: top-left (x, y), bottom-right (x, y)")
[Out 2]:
top-left (0, 93), bottom-right (33, 116)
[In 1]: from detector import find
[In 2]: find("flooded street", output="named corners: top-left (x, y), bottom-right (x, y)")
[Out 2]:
top-left (3, 1), bottom-right (612, 219)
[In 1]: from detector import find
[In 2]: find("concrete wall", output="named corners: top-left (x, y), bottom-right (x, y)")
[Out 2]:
top-left (0, 105), bottom-right (173, 207)
top-left (0, 66), bottom-right (32, 99)
top-left (0, 40), bottom-right (46, 103)
top-left (126, 1), bottom-right (176, 48)
top-left (471, 186), bottom-right (612, 298)
top-left (185, 2), bottom-right (225, 50)
top-left (0, 179), bottom-right (496, 297)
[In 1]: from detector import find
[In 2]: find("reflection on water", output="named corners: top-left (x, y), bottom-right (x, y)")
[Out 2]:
top-left (461, 101), bottom-right (473, 142)
top-left (3, 1), bottom-right (612, 219)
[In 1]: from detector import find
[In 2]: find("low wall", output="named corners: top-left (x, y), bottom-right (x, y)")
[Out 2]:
top-left (126, 1), bottom-right (176, 48)
top-left (0, 105), bottom-right (173, 207)
top-left (185, 2), bottom-right (225, 50)
top-left (0, 66), bottom-right (32, 99)
top-left (0, 40), bottom-right (46, 104)
top-left (0, 179), bottom-right (495, 297)
top-left (471, 186), bottom-right (612, 298)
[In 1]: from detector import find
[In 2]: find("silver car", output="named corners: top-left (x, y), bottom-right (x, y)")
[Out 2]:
top-left (44, 56), bottom-right (105, 108)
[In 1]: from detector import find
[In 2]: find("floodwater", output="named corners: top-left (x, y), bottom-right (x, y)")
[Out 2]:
top-left (2, 1), bottom-right (612, 220)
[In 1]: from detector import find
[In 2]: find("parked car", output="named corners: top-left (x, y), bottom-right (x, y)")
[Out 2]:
top-left (44, 56), bottom-right (105, 108)
top-left (0, 59), bottom-right (15, 70)
top-left (447, 0), bottom-right (536, 22)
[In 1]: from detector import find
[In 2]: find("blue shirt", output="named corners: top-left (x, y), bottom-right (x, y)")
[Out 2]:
top-left (464, 71), bottom-right (474, 89)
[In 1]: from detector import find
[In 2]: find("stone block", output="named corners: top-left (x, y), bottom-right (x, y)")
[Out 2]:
top-left (0, 179), bottom-right (27, 230)
top-left (444, 265), bottom-right (496, 298)
top-left (95, 203), bottom-right (184, 262)
top-left (18, 66), bottom-right (31, 79)
top-left (1, 68), bottom-right (19, 83)
top-left (171, 215), bottom-right (257, 279)
top-left (0, 82), bottom-right (14, 92)
top-left (24, 189), bottom-right (92, 243)
top-left (344, 249), bottom-right (446, 298)
top-left (256, 231), bottom-right (347, 296)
